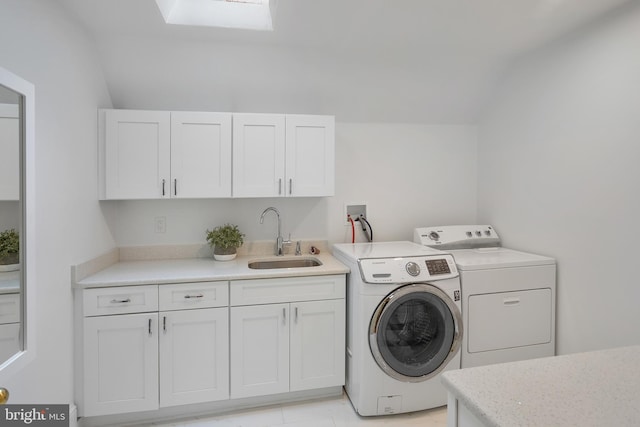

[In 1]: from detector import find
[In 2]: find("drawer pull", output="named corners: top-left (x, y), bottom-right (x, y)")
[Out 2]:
top-left (184, 294), bottom-right (204, 299)
top-left (503, 298), bottom-right (521, 305)
top-left (295, 306), bottom-right (298, 323)
top-left (163, 316), bottom-right (167, 333)
top-left (110, 298), bottom-right (131, 304)
top-left (283, 307), bottom-right (286, 325)
top-left (148, 318), bottom-right (152, 336)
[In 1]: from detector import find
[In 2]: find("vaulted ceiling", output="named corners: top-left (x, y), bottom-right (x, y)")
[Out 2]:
top-left (56, 0), bottom-right (632, 123)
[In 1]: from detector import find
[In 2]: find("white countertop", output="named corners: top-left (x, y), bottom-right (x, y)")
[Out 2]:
top-left (0, 270), bottom-right (20, 294)
top-left (75, 253), bottom-right (350, 288)
top-left (442, 345), bottom-right (640, 427)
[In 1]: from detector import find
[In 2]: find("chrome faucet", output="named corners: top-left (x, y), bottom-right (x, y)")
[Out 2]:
top-left (260, 207), bottom-right (289, 256)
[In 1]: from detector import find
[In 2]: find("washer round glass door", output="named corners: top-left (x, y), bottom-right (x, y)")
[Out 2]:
top-left (369, 283), bottom-right (462, 382)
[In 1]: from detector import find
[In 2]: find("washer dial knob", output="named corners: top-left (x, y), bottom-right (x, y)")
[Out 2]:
top-left (406, 262), bottom-right (420, 276)
top-left (428, 231), bottom-right (440, 241)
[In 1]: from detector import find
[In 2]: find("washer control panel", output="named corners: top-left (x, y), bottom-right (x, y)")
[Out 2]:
top-left (405, 261), bottom-right (421, 276)
top-left (359, 255), bottom-right (458, 284)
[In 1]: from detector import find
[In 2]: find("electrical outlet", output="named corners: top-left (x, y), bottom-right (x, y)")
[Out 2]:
top-left (154, 216), bottom-right (166, 234)
top-left (344, 203), bottom-right (367, 225)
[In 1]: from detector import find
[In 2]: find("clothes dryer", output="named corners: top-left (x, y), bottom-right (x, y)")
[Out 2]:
top-left (333, 241), bottom-right (462, 416)
top-left (414, 225), bottom-right (556, 368)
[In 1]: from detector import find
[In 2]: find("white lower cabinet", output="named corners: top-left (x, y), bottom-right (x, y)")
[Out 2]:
top-left (159, 307), bottom-right (229, 407)
top-left (0, 323), bottom-right (21, 362)
top-left (84, 313), bottom-right (159, 416)
top-left (79, 275), bottom-right (345, 419)
top-left (0, 292), bottom-right (21, 363)
top-left (81, 282), bottom-right (230, 417)
top-left (230, 303), bottom-right (290, 398)
top-left (289, 299), bottom-right (345, 392)
top-left (230, 275), bottom-right (346, 399)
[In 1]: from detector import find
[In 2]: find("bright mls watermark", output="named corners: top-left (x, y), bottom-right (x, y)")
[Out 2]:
top-left (1, 405), bottom-right (69, 426)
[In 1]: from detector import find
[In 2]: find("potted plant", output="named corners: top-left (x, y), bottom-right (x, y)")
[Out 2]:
top-left (206, 224), bottom-right (245, 261)
top-left (0, 228), bottom-right (19, 271)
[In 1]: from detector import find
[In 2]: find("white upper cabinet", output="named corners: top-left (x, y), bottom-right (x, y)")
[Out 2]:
top-left (233, 114), bottom-right (335, 197)
top-left (101, 109), bottom-right (232, 200)
top-left (103, 109), bottom-right (171, 200)
top-left (171, 112), bottom-right (232, 198)
top-left (232, 113), bottom-right (286, 197)
top-left (285, 115), bottom-right (335, 197)
top-left (100, 109), bottom-right (334, 199)
top-left (0, 104), bottom-right (20, 200)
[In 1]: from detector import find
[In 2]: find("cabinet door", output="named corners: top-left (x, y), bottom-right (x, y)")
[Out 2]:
top-left (285, 115), bottom-right (335, 197)
top-left (0, 104), bottom-right (19, 200)
top-left (171, 112), bottom-right (232, 198)
top-left (159, 308), bottom-right (229, 407)
top-left (232, 113), bottom-right (285, 197)
top-left (0, 293), bottom-right (20, 324)
top-left (230, 304), bottom-right (289, 398)
top-left (83, 313), bottom-right (159, 416)
top-left (0, 323), bottom-right (20, 363)
top-left (290, 299), bottom-right (345, 391)
top-left (104, 109), bottom-right (170, 199)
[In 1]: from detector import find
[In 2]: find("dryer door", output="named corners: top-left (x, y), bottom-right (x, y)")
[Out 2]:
top-left (369, 283), bottom-right (462, 382)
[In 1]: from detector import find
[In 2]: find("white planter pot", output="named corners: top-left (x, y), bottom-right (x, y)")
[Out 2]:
top-left (213, 253), bottom-right (237, 261)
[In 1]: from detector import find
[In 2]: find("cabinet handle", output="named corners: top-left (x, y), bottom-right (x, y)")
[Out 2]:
top-left (110, 298), bottom-right (131, 304)
top-left (278, 178), bottom-right (282, 195)
top-left (162, 179), bottom-right (166, 196)
top-left (283, 307), bottom-right (286, 325)
top-left (503, 298), bottom-right (521, 305)
top-left (163, 316), bottom-right (167, 334)
top-left (174, 179), bottom-right (177, 196)
top-left (184, 294), bottom-right (204, 299)
top-left (295, 306), bottom-right (298, 323)
top-left (148, 318), bottom-right (152, 336)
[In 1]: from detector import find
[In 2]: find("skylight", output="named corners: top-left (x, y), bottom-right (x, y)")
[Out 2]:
top-left (155, 0), bottom-right (276, 31)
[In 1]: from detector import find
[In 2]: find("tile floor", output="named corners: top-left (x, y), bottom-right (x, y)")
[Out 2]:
top-left (133, 393), bottom-right (447, 427)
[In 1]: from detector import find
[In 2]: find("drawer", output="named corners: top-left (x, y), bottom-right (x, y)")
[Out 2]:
top-left (83, 285), bottom-right (158, 316)
top-left (0, 293), bottom-right (20, 324)
top-left (159, 281), bottom-right (228, 311)
top-left (230, 275), bottom-right (345, 306)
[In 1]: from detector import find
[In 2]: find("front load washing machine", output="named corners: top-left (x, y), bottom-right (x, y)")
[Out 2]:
top-left (333, 241), bottom-right (462, 416)
top-left (414, 225), bottom-right (556, 368)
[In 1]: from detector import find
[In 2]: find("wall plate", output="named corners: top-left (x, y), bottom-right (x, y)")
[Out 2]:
top-left (344, 203), bottom-right (367, 225)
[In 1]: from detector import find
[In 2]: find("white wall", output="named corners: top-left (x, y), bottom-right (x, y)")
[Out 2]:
top-left (111, 123), bottom-right (477, 248)
top-left (98, 36), bottom-right (496, 124)
top-left (0, 202), bottom-right (19, 232)
top-left (477, 3), bottom-right (640, 355)
top-left (0, 0), bottom-right (114, 403)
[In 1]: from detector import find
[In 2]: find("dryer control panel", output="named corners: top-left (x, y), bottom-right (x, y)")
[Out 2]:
top-left (358, 255), bottom-right (458, 284)
top-left (414, 225), bottom-right (500, 250)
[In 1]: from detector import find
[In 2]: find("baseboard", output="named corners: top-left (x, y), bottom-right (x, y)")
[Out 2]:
top-left (78, 387), bottom-right (343, 427)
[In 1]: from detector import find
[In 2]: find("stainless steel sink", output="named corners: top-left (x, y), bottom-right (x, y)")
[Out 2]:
top-left (248, 257), bottom-right (323, 269)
